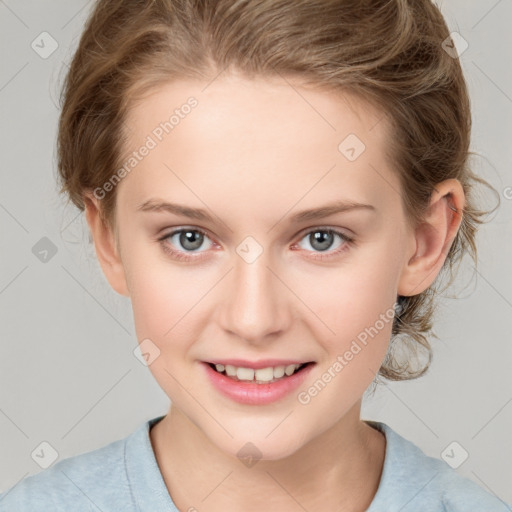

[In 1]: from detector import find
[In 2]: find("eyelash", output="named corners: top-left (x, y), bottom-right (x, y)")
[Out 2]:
top-left (157, 226), bottom-right (355, 262)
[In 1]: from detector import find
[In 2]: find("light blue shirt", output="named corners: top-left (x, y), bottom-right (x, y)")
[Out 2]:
top-left (1, 415), bottom-right (509, 511)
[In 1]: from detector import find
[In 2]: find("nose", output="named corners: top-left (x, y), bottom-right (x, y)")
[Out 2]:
top-left (217, 250), bottom-right (293, 345)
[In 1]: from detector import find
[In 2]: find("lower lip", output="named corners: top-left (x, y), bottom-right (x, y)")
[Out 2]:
top-left (202, 362), bottom-right (315, 405)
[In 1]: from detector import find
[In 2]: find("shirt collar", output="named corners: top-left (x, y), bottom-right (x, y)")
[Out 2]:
top-left (365, 420), bottom-right (442, 511)
top-left (124, 415), bottom-right (178, 512)
top-left (125, 416), bottom-right (435, 511)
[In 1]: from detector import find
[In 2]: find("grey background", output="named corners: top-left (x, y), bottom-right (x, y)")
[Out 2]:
top-left (0, 0), bottom-right (511, 504)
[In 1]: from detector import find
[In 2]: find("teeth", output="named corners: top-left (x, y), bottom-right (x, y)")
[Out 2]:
top-left (213, 363), bottom-right (305, 382)
top-left (254, 367), bottom-right (274, 382)
top-left (237, 367), bottom-right (254, 380)
top-left (284, 364), bottom-right (297, 376)
top-left (225, 365), bottom-right (237, 377)
top-left (273, 366), bottom-right (285, 378)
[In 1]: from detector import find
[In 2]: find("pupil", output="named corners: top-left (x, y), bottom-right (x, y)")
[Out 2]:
top-left (310, 231), bottom-right (333, 251)
top-left (180, 230), bottom-right (203, 251)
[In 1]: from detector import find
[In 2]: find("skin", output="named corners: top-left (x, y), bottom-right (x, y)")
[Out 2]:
top-left (84, 73), bottom-right (464, 511)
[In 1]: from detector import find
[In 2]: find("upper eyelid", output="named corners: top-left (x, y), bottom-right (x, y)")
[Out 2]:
top-left (161, 225), bottom-right (353, 247)
top-left (296, 225), bottom-right (353, 238)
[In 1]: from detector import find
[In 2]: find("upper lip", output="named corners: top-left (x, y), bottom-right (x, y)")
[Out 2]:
top-left (204, 359), bottom-right (314, 369)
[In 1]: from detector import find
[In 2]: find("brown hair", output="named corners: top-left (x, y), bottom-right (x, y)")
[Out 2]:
top-left (56, 0), bottom-right (498, 381)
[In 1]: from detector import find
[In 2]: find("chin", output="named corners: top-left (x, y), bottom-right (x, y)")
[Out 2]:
top-left (209, 427), bottom-right (307, 464)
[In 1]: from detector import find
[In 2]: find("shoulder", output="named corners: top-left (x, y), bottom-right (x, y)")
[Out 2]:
top-left (0, 433), bottom-right (132, 512)
top-left (366, 421), bottom-right (510, 512)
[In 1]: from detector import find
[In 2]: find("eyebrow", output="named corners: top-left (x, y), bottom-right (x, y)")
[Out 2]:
top-left (136, 199), bottom-right (376, 223)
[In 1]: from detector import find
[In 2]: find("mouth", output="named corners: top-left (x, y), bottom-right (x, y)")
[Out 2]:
top-left (205, 361), bottom-right (315, 384)
top-left (201, 360), bottom-right (316, 405)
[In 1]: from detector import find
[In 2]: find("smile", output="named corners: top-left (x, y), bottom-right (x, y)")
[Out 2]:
top-left (202, 361), bottom-right (316, 405)
top-left (208, 362), bottom-right (309, 383)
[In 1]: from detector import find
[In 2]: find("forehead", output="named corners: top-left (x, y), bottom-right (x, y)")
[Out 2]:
top-left (124, 74), bottom-right (387, 148)
top-left (119, 75), bottom-right (398, 217)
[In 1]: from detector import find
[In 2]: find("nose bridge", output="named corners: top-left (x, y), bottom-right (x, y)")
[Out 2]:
top-left (219, 244), bottom-right (291, 342)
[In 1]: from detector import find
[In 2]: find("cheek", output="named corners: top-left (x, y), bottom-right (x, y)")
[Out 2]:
top-left (304, 250), bottom-right (398, 328)
top-left (122, 233), bottom-right (202, 328)
top-left (295, 265), bottom-right (397, 418)
top-left (127, 261), bottom-right (206, 397)
top-left (130, 271), bottom-right (202, 340)
top-left (300, 246), bottom-right (399, 370)
top-left (124, 243), bottom-right (195, 342)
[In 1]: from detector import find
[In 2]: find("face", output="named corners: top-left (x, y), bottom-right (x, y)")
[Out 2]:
top-left (111, 74), bottom-right (412, 459)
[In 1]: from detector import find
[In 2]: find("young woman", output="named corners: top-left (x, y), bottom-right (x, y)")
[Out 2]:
top-left (1, 1), bottom-right (508, 510)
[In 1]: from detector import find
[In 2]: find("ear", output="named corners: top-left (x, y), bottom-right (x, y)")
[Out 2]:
top-left (83, 192), bottom-right (130, 297)
top-left (398, 179), bottom-right (465, 296)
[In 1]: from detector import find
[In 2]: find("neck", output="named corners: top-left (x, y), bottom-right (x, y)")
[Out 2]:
top-left (150, 401), bottom-right (386, 512)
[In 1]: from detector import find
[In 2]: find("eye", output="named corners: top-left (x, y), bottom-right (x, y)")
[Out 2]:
top-left (157, 226), bottom-right (354, 262)
top-left (293, 227), bottom-right (354, 260)
top-left (158, 227), bottom-right (215, 261)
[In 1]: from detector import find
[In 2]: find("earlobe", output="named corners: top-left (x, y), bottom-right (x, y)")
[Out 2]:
top-left (83, 192), bottom-right (130, 297)
top-left (398, 179), bottom-right (465, 297)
